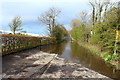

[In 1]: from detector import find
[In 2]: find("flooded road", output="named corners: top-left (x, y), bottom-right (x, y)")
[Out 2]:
top-left (2, 41), bottom-right (120, 79)
top-left (39, 41), bottom-right (120, 79)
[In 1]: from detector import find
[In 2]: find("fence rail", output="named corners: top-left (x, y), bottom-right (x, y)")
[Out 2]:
top-left (0, 34), bottom-right (56, 55)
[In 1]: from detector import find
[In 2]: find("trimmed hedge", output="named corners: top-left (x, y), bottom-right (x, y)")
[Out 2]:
top-left (0, 34), bottom-right (56, 55)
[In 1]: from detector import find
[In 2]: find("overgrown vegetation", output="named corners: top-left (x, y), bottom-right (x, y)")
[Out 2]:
top-left (52, 24), bottom-right (69, 42)
top-left (70, 1), bottom-right (120, 69)
top-left (70, 22), bottom-right (90, 42)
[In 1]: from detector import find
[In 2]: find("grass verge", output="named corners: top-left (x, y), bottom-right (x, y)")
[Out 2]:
top-left (76, 41), bottom-right (120, 70)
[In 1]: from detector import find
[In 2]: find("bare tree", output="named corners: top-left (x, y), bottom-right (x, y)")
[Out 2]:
top-left (89, 0), bottom-right (111, 22)
top-left (78, 11), bottom-right (88, 24)
top-left (104, 0), bottom-right (110, 12)
top-left (89, 1), bottom-right (96, 26)
top-left (9, 16), bottom-right (22, 34)
top-left (89, 0), bottom-right (111, 35)
top-left (38, 7), bottom-right (61, 36)
top-left (70, 19), bottom-right (82, 28)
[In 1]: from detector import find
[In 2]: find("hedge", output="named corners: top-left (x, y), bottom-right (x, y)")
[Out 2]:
top-left (0, 34), bottom-right (56, 55)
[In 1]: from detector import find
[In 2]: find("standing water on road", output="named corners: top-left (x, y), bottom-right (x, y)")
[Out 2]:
top-left (40, 41), bottom-right (120, 79)
top-left (2, 41), bottom-right (120, 79)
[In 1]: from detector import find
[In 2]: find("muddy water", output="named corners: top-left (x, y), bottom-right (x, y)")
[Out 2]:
top-left (39, 41), bottom-right (120, 79)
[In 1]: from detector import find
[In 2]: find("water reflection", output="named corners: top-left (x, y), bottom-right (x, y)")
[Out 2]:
top-left (40, 41), bottom-right (120, 79)
top-left (70, 42), bottom-right (119, 78)
top-left (39, 42), bottom-right (67, 55)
